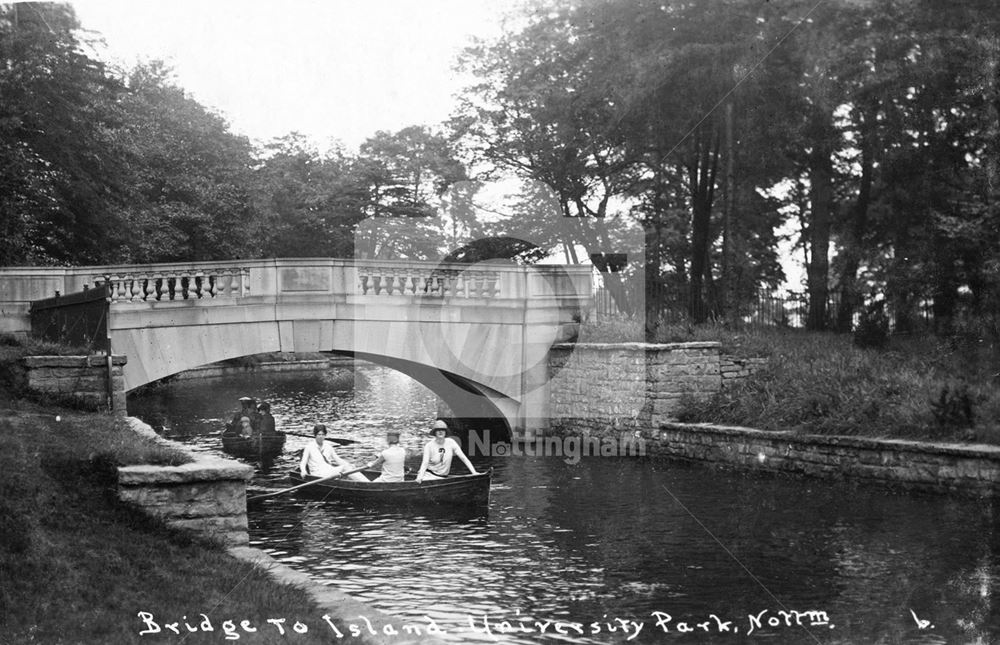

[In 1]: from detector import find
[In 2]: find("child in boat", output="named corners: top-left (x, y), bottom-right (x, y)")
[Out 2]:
top-left (300, 424), bottom-right (368, 482)
top-left (415, 419), bottom-right (479, 482)
top-left (237, 415), bottom-right (255, 438)
top-left (364, 430), bottom-right (407, 482)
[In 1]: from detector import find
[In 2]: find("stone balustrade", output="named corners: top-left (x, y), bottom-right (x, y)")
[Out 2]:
top-left (357, 265), bottom-right (500, 298)
top-left (94, 266), bottom-right (249, 303)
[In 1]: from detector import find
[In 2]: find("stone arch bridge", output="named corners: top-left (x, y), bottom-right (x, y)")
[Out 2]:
top-left (0, 259), bottom-right (593, 437)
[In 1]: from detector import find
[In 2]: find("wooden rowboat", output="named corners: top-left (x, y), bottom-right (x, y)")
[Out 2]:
top-left (286, 468), bottom-right (492, 506)
top-left (221, 433), bottom-right (286, 460)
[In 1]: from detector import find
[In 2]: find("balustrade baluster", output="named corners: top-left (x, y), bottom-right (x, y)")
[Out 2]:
top-left (214, 272), bottom-right (228, 298)
top-left (127, 276), bottom-right (140, 302)
top-left (228, 270), bottom-right (240, 297)
top-left (193, 274), bottom-right (204, 298)
top-left (142, 278), bottom-right (154, 301)
top-left (110, 276), bottom-right (122, 302)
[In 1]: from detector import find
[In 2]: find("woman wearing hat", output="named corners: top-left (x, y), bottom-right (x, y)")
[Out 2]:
top-left (415, 419), bottom-right (479, 482)
top-left (227, 396), bottom-right (259, 435)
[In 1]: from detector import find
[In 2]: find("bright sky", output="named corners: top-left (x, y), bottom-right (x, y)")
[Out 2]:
top-left (71, 0), bottom-right (514, 151)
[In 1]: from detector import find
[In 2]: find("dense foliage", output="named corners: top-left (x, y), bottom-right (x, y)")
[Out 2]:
top-left (0, 3), bottom-right (464, 266)
top-left (2, 1), bottom-right (998, 338)
top-left (455, 0), bottom-right (1000, 335)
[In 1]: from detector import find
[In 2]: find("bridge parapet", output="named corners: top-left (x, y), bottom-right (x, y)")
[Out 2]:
top-left (1, 258), bottom-right (592, 332)
top-left (1, 258), bottom-right (593, 434)
top-left (96, 266), bottom-right (251, 303)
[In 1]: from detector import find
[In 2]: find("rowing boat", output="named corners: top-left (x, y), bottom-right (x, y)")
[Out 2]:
top-left (286, 468), bottom-right (492, 506)
top-left (221, 432), bottom-right (286, 460)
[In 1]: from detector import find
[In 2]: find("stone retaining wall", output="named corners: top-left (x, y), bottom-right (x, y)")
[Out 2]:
top-left (548, 342), bottom-right (723, 434)
top-left (12, 355), bottom-right (127, 415)
top-left (636, 422), bottom-right (1000, 495)
top-left (117, 419), bottom-right (254, 545)
top-left (546, 343), bottom-right (1000, 495)
top-left (171, 355), bottom-right (354, 381)
top-left (720, 355), bottom-right (768, 386)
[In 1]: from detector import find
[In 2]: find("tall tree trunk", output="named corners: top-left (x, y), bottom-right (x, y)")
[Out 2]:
top-left (806, 143), bottom-right (833, 331)
top-left (835, 104), bottom-right (877, 332)
top-left (687, 128), bottom-right (720, 323)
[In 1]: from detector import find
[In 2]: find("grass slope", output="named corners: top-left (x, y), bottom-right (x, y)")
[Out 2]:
top-left (0, 410), bottom-right (337, 644)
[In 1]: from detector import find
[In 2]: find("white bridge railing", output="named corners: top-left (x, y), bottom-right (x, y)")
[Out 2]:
top-left (94, 267), bottom-right (250, 303)
top-left (357, 266), bottom-right (501, 298)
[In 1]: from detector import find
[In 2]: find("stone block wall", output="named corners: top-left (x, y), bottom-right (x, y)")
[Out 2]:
top-left (548, 342), bottom-right (723, 435)
top-left (546, 343), bottom-right (1000, 495)
top-left (15, 355), bottom-right (127, 415)
top-left (720, 355), bottom-right (768, 387)
top-left (118, 419), bottom-right (254, 546)
top-left (642, 422), bottom-right (1000, 496)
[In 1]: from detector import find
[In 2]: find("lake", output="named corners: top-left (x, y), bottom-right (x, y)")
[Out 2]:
top-left (129, 363), bottom-right (1000, 644)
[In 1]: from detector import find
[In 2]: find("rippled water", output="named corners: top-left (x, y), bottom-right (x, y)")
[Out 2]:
top-left (129, 364), bottom-right (1000, 644)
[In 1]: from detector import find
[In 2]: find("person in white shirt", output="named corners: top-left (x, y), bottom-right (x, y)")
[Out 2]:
top-left (364, 430), bottom-right (407, 482)
top-left (299, 424), bottom-right (368, 482)
top-left (416, 420), bottom-right (479, 482)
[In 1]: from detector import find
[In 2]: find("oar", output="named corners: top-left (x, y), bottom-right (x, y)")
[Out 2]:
top-left (281, 430), bottom-right (358, 445)
top-left (246, 465), bottom-right (369, 502)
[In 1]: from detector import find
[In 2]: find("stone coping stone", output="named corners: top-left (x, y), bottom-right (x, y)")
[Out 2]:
top-left (119, 417), bottom-right (254, 484)
top-left (659, 422), bottom-right (1000, 461)
top-left (22, 354), bottom-right (128, 367)
top-left (228, 547), bottom-right (446, 645)
top-left (553, 341), bottom-right (721, 351)
top-left (118, 460), bottom-right (254, 485)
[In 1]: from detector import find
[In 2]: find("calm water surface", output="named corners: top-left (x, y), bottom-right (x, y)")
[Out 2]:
top-left (129, 365), bottom-right (1000, 644)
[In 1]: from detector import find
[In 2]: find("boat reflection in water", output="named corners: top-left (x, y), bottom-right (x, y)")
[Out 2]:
top-left (220, 433), bottom-right (286, 461)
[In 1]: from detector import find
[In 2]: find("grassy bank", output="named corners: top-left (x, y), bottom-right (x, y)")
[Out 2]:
top-left (579, 317), bottom-right (1000, 443)
top-left (0, 402), bottom-right (337, 643)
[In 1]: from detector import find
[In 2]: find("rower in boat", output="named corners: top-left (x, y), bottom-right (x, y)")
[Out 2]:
top-left (415, 419), bottom-right (480, 482)
top-left (256, 401), bottom-right (279, 437)
top-left (300, 424), bottom-right (368, 482)
top-left (362, 430), bottom-right (407, 482)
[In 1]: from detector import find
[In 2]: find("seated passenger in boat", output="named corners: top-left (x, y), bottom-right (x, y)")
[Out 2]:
top-left (364, 430), bottom-right (407, 482)
top-left (237, 415), bottom-right (255, 438)
top-left (256, 401), bottom-right (278, 436)
top-left (415, 420), bottom-right (479, 482)
top-left (227, 396), bottom-right (258, 435)
top-left (300, 424), bottom-right (368, 482)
